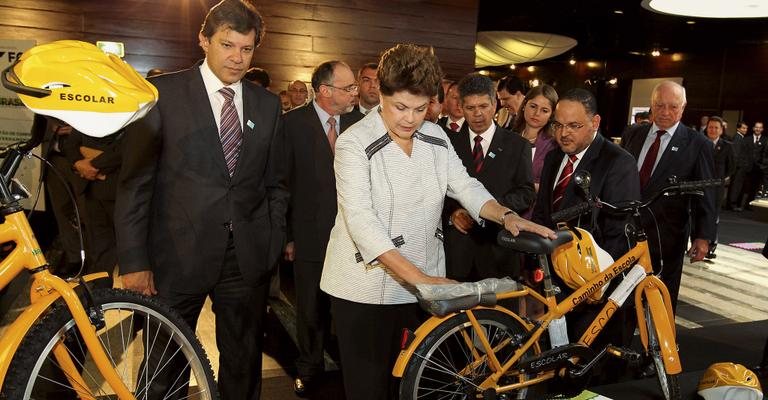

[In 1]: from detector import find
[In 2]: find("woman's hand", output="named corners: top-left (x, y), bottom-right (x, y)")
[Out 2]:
top-left (504, 214), bottom-right (556, 239)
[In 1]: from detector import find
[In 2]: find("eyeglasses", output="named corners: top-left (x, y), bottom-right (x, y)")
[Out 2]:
top-left (288, 88), bottom-right (308, 94)
top-left (322, 83), bottom-right (359, 93)
top-left (551, 121), bottom-right (585, 132)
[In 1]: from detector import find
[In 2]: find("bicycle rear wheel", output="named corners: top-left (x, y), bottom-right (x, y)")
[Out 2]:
top-left (399, 309), bottom-right (536, 400)
top-left (644, 304), bottom-right (681, 400)
top-left (1, 288), bottom-right (218, 400)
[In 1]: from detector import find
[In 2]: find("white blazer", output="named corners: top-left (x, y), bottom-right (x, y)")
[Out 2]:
top-left (319, 110), bottom-right (494, 305)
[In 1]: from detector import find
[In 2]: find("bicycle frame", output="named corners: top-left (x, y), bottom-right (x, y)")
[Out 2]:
top-left (393, 238), bottom-right (681, 394)
top-left (0, 209), bottom-right (133, 398)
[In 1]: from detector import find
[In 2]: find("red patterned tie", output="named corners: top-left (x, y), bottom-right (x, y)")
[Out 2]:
top-left (639, 130), bottom-right (666, 189)
top-left (552, 154), bottom-right (578, 210)
top-left (218, 87), bottom-right (242, 176)
top-left (449, 122), bottom-right (459, 132)
top-left (472, 135), bottom-right (484, 173)
top-left (327, 116), bottom-right (338, 152)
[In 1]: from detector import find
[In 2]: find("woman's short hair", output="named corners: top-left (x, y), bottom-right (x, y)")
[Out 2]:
top-left (200, 0), bottom-right (265, 47)
top-left (377, 44), bottom-right (442, 98)
top-left (511, 84), bottom-right (559, 135)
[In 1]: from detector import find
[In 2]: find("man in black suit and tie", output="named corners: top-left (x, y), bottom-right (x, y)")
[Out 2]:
top-left (356, 62), bottom-right (379, 116)
top-left (621, 81), bottom-right (716, 310)
top-left (728, 121), bottom-right (750, 210)
top-left (115, 1), bottom-right (288, 398)
top-left (443, 73), bottom-right (534, 281)
top-left (704, 116), bottom-right (735, 258)
top-left (532, 88), bottom-right (640, 353)
top-left (746, 121), bottom-right (768, 199)
top-left (437, 82), bottom-right (465, 134)
top-left (282, 60), bottom-right (363, 395)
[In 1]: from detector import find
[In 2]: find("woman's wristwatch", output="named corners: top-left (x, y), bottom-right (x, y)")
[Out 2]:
top-left (500, 209), bottom-right (517, 224)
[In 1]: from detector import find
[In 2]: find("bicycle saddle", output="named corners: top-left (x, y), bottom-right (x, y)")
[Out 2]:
top-left (497, 230), bottom-right (573, 254)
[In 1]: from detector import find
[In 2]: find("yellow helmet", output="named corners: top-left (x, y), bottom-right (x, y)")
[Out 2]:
top-left (551, 227), bottom-right (614, 302)
top-left (698, 362), bottom-right (763, 400)
top-left (1, 40), bottom-right (158, 137)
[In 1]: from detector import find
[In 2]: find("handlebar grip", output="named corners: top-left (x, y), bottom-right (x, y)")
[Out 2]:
top-left (673, 178), bottom-right (723, 191)
top-left (551, 201), bottom-right (591, 223)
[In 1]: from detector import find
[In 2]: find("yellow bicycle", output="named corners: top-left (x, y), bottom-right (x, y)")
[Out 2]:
top-left (0, 72), bottom-right (217, 398)
top-left (393, 174), bottom-right (721, 400)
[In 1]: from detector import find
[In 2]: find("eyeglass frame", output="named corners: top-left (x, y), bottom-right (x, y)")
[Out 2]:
top-left (551, 121), bottom-right (586, 133)
top-left (321, 83), bottom-right (359, 93)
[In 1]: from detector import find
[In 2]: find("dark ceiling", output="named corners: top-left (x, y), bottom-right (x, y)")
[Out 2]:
top-left (477, 0), bottom-right (768, 63)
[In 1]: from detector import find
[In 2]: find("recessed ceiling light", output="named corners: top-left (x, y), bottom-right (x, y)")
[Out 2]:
top-left (569, 57), bottom-right (576, 65)
top-left (686, 20), bottom-right (696, 24)
top-left (479, 70), bottom-right (489, 76)
top-left (651, 49), bottom-right (661, 57)
top-left (614, 10), bottom-right (624, 14)
top-left (527, 66), bottom-right (536, 72)
top-left (642, 0), bottom-right (768, 18)
top-left (509, 64), bottom-right (516, 70)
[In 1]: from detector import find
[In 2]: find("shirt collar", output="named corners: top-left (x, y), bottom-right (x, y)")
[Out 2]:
top-left (649, 121), bottom-right (680, 137)
top-left (312, 100), bottom-right (337, 127)
top-left (469, 122), bottom-right (496, 138)
top-left (199, 58), bottom-right (242, 97)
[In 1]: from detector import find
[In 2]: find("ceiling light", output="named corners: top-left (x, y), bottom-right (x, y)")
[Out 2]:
top-left (686, 20), bottom-right (696, 24)
top-left (475, 31), bottom-right (577, 67)
top-left (586, 61), bottom-right (600, 68)
top-left (527, 66), bottom-right (536, 72)
top-left (478, 70), bottom-right (489, 76)
top-left (608, 78), bottom-right (618, 85)
top-left (509, 64), bottom-right (516, 70)
top-left (642, 0), bottom-right (768, 18)
top-left (614, 10), bottom-right (624, 14)
top-left (651, 49), bottom-right (661, 57)
top-left (569, 56), bottom-right (576, 65)
top-left (671, 53), bottom-right (684, 61)
top-left (530, 79), bottom-right (540, 87)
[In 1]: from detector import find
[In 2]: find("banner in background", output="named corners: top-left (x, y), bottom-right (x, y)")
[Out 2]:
top-left (0, 39), bottom-right (41, 211)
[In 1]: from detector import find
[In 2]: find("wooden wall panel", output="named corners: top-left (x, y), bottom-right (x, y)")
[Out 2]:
top-left (0, 0), bottom-right (479, 93)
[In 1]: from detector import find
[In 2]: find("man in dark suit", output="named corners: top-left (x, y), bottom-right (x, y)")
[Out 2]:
top-left (437, 82), bottom-right (465, 133)
top-left (356, 62), bottom-right (379, 116)
top-left (621, 81), bottom-right (716, 310)
top-left (495, 75), bottom-right (527, 130)
top-left (533, 88), bottom-right (640, 354)
top-left (115, 1), bottom-right (288, 399)
top-left (63, 128), bottom-right (124, 287)
top-left (704, 116), bottom-right (736, 258)
top-left (728, 121), bottom-right (750, 210)
top-left (443, 73), bottom-right (534, 281)
top-left (741, 121), bottom-right (767, 204)
top-left (282, 60), bottom-right (363, 395)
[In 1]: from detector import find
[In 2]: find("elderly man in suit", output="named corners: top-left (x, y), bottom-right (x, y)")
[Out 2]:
top-left (282, 60), bottom-right (363, 395)
top-left (443, 73), bottom-right (534, 281)
top-left (533, 88), bottom-right (640, 355)
top-left (115, 1), bottom-right (288, 398)
top-left (621, 81), bottom-right (716, 310)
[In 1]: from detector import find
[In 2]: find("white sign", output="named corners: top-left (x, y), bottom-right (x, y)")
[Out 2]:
top-left (0, 39), bottom-right (41, 210)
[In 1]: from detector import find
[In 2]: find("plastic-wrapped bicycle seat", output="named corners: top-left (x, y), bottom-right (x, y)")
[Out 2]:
top-left (415, 278), bottom-right (522, 317)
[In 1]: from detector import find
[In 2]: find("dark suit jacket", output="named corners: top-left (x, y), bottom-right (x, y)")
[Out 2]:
top-left (731, 133), bottom-right (750, 170)
top-left (533, 134), bottom-right (640, 258)
top-left (115, 64), bottom-right (288, 293)
top-left (621, 123), bottom-right (716, 248)
top-left (437, 116), bottom-right (464, 135)
top-left (62, 129), bottom-right (124, 200)
top-left (712, 139), bottom-right (736, 181)
top-left (443, 125), bottom-right (534, 278)
top-left (283, 103), bottom-right (363, 262)
top-left (745, 134), bottom-right (767, 169)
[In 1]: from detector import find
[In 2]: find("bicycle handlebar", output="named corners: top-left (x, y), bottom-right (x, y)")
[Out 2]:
top-left (551, 178), bottom-right (723, 223)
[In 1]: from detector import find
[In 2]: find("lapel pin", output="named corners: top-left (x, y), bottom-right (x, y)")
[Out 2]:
top-left (246, 120), bottom-right (255, 129)
top-left (488, 151), bottom-right (496, 159)
top-left (671, 146), bottom-right (678, 152)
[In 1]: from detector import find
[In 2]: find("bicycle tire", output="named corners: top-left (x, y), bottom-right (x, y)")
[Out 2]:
top-left (1, 288), bottom-right (218, 400)
top-left (645, 304), bottom-right (681, 400)
top-left (399, 309), bottom-right (537, 400)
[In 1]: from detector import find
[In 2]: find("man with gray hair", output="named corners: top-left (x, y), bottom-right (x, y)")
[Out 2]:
top-left (621, 80), bottom-right (716, 310)
top-left (443, 73), bottom-right (534, 281)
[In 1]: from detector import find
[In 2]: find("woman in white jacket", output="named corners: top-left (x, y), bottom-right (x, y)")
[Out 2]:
top-left (319, 43), bottom-right (555, 400)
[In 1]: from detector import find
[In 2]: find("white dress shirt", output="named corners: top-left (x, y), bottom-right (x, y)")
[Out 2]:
top-left (636, 122), bottom-right (679, 174)
top-left (468, 123), bottom-right (496, 156)
top-left (199, 59), bottom-right (243, 132)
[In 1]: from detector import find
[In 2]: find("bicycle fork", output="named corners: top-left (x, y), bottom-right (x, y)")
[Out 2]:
top-left (32, 271), bottom-right (136, 400)
top-left (634, 274), bottom-right (682, 375)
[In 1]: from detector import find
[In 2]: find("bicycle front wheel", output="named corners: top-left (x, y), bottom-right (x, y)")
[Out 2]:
top-left (645, 304), bottom-right (681, 400)
top-left (399, 309), bottom-right (536, 400)
top-left (1, 288), bottom-right (218, 400)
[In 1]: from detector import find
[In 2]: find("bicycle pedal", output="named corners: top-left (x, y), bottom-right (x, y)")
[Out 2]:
top-left (606, 345), bottom-right (640, 362)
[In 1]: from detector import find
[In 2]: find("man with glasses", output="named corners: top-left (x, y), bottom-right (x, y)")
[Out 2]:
top-left (281, 60), bottom-right (363, 396)
top-left (356, 62), bottom-right (379, 115)
top-left (288, 79), bottom-right (309, 109)
top-left (532, 88), bottom-right (640, 378)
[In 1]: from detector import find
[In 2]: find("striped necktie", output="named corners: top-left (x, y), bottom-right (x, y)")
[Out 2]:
top-left (218, 87), bottom-right (242, 176)
top-left (472, 135), bottom-right (484, 173)
top-left (552, 154), bottom-right (578, 210)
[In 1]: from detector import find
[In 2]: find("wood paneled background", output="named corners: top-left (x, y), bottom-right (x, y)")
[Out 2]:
top-left (0, 0), bottom-right (480, 93)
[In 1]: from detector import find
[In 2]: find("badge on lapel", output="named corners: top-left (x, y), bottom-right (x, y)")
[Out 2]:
top-left (671, 146), bottom-right (679, 152)
top-left (246, 120), bottom-right (255, 130)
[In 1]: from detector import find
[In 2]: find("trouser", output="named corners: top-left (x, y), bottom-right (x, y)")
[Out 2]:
top-left (728, 167), bottom-right (748, 207)
top-left (149, 234), bottom-right (269, 400)
top-left (83, 193), bottom-right (116, 286)
top-left (330, 296), bottom-right (423, 400)
top-left (44, 153), bottom-right (83, 264)
top-left (293, 260), bottom-right (331, 378)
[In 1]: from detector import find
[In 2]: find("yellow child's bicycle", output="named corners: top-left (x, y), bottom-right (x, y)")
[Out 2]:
top-left (393, 172), bottom-right (721, 400)
top-left (0, 43), bottom-right (218, 399)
